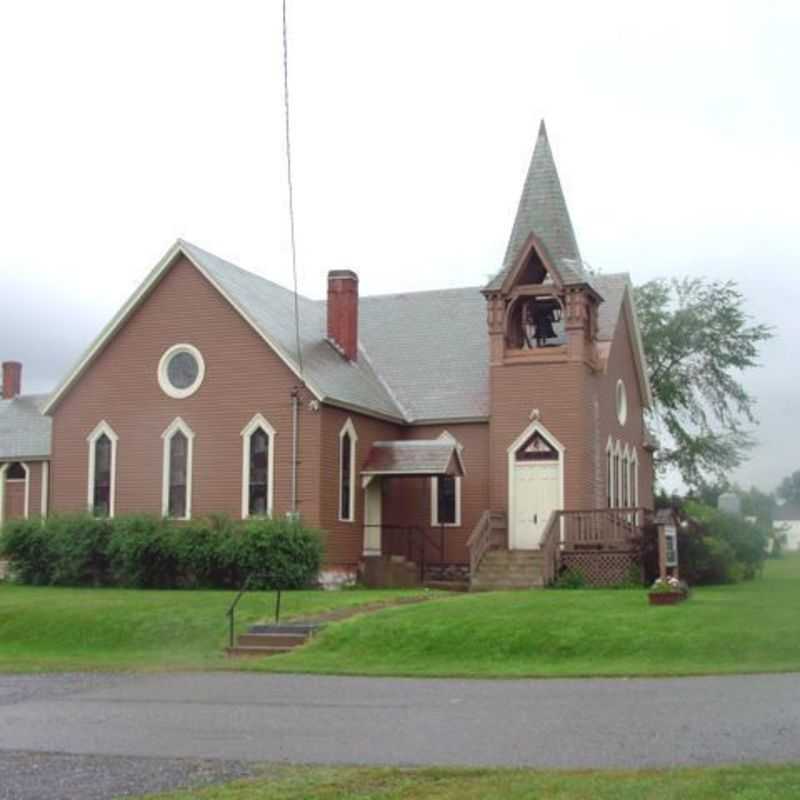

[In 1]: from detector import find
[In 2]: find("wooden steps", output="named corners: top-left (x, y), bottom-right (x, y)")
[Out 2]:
top-left (226, 623), bottom-right (320, 658)
top-left (470, 549), bottom-right (545, 591)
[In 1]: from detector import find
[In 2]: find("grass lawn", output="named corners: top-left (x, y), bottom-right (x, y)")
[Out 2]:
top-left (251, 554), bottom-right (800, 678)
top-left (0, 584), bottom-right (430, 672)
top-left (139, 764), bottom-right (800, 799)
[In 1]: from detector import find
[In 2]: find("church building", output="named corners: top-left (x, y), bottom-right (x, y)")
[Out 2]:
top-left (0, 123), bottom-right (655, 588)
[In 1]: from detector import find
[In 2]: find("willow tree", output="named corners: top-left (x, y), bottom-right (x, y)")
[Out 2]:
top-left (635, 277), bottom-right (772, 488)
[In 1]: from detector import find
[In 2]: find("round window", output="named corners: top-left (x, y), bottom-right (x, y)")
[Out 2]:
top-left (616, 379), bottom-right (628, 426)
top-left (158, 344), bottom-right (205, 399)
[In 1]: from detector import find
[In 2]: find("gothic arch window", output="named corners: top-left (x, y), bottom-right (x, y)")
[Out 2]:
top-left (87, 421), bottom-right (118, 518)
top-left (241, 414), bottom-right (276, 518)
top-left (162, 418), bottom-right (194, 520)
top-left (6, 462), bottom-right (26, 481)
top-left (515, 431), bottom-right (559, 462)
top-left (338, 418), bottom-right (358, 522)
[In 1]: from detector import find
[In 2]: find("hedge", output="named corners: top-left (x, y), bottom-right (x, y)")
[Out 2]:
top-left (0, 513), bottom-right (325, 590)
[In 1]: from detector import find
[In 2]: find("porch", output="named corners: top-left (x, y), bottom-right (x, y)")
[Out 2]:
top-left (468, 507), bottom-right (652, 590)
top-left (359, 439), bottom-right (470, 589)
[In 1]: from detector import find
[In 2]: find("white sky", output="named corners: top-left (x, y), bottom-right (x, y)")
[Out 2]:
top-left (1, 0), bottom-right (797, 492)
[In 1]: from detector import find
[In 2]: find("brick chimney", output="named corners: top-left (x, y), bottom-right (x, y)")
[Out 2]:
top-left (2, 362), bottom-right (22, 399)
top-left (327, 270), bottom-right (359, 361)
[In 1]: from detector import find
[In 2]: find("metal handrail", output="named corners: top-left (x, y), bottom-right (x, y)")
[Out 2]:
top-left (225, 572), bottom-right (285, 649)
top-left (365, 524), bottom-right (445, 581)
top-left (226, 575), bottom-right (252, 649)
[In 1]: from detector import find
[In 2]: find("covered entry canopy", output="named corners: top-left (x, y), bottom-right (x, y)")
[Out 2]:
top-left (361, 440), bottom-right (465, 486)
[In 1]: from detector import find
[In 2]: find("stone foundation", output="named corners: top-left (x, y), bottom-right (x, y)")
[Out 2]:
top-left (317, 567), bottom-right (357, 590)
top-left (423, 562), bottom-right (470, 583)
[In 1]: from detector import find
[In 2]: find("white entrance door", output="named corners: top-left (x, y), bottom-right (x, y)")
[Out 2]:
top-left (513, 462), bottom-right (559, 549)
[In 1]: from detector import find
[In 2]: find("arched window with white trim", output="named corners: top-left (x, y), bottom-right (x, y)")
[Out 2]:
top-left (162, 418), bottom-right (194, 520)
top-left (241, 414), bottom-right (276, 518)
top-left (606, 437), bottom-right (614, 508)
top-left (87, 421), bottom-right (118, 518)
top-left (614, 441), bottom-right (622, 508)
top-left (431, 431), bottom-right (462, 527)
top-left (338, 418), bottom-right (357, 522)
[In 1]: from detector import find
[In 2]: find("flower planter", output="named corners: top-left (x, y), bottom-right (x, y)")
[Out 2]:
top-left (648, 591), bottom-right (684, 606)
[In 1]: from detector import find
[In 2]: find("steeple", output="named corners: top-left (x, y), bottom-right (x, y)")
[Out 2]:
top-left (486, 120), bottom-right (583, 290)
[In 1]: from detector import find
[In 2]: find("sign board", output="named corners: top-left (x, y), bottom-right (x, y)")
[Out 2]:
top-left (664, 524), bottom-right (678, 567)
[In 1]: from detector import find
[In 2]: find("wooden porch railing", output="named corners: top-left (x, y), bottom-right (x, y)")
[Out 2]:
top-left (539, 511), bottom-right (562, 585)
top-left (540, 507), bottom-right (650, 585)
top-left (561, 507), bottom-right (649, 550)
top-left (466, 510), bottom-right (506, 576)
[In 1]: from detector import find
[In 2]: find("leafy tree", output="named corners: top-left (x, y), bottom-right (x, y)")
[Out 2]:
top-left (777, 470), bottom-right (800, 505)
top-left (635, 277), bottom-right (772, 488)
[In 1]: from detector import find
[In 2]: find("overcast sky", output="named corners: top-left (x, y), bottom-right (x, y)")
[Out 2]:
top-left (1, 0), bottom-right (797, 493)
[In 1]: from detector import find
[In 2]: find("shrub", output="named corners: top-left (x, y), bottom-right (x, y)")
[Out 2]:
top-left (1, 513), bottom-right (325, 590)
top-left (48, 514), bottom-right (113, 586)
top-left (236, 517), bottom-right (325, 590)
top-left (0, 517), bottom-right (53, 585)
top-left (553, 567), bottom-right (586, 589)
top-left (106, 515), bottom-right (181, 588)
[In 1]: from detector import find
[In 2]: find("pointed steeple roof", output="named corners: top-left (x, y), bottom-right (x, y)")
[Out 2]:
top-left (485, 121), bottom-right (584, 291)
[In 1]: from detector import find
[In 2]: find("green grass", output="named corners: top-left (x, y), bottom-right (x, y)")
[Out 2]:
top-left (0, 585), bottom-right (430, 672)
top-left (139, 764), bottom-right (800, 799)
top-left (250, 555), bottom-right (800, 678)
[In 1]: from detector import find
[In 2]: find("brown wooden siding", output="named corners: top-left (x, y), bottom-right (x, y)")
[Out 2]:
top-left (318, 406), bottom-right (401, 568)
top-left (489, 358), bottom-right (591, 513)
top-left (50, 257), bottom-right (322, 526)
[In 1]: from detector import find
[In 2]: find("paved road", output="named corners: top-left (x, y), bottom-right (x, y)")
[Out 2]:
top-left (1, 672), bottom-right (799, 770)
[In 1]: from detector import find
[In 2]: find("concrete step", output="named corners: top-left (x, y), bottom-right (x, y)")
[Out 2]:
top-left (226, 645), bottom-right (295, 658)
top-left (237, 633), bottom-right (309, 648)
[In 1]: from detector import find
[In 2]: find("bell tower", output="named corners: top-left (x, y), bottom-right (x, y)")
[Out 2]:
top-left (483, 120), bottom-right (600, 368)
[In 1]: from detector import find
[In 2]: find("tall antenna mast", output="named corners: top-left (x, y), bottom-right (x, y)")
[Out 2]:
top-left (282, 0), bottom-right (303, 377)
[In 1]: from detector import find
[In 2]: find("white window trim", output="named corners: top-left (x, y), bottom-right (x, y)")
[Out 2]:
top-left (338, 418), bottom-right (358, 522)
top-left (240, 414), bottom-right (276, 519)
top-left (157, 343), bottom-right (206, 400)
top-left (606, 436), bottom-right (614, 507)
top-left (41, 461), bottom-right (49, 519)
top-left (162, 417), bottom-right (195, 520)
top-left (87, 421), bottom-right (119, 518)
top-left (430, 431), bottom-right (463, 528)
top-left (507, 421), bottom-right (565, 549)
top-left (0, 462), bottom-right (30, 522)
top-left (631, 447), bottom-right (639, 507)
top-left (622, 444), bottom-right (630, 507)
top-left (614, 440), bottom-right (623, 508)
top-left (616, 378), bottom-right (628, 426)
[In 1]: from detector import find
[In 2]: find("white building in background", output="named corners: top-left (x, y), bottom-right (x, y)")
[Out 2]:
top-left (775, 504), bottom-right (800, 551)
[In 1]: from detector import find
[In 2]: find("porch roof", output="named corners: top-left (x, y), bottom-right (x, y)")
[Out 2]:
top-left (361, 440), bottom-right (465, 479)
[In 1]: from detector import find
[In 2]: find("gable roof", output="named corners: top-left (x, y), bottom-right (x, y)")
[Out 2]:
top-left (362, 440), bottom-right (466, 477)
top-left (0, 394), bottom-right (51, 460)
top-left (43, 240), bottom-right (404, 422)
top-left (41, 238), bottom-right (646, 426)
top-left (485, 121), bottom-right (585, 292)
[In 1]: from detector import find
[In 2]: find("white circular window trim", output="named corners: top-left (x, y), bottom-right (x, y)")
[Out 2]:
top-left (616, 379), bottom-right (628, 426)
top-left (158, 344), bottom-right (206, 399)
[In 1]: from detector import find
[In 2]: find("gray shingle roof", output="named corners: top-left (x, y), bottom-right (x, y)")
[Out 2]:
top-left (182, 241), bottom-right (405, 421)
top-left (485, 121), bottom-right (584, 292)
top-left (188, 243), bottom-right (628, 424)
top-left (0, 394), bottom-right (51, 459)
top-left (30, 242), bottom-right (631, 447)
top-left (362, 441), bottom-right (465, 476)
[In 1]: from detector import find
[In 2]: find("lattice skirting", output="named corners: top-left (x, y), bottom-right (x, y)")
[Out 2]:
top-left (561, 550), bottom-right (640, 587)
